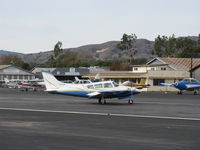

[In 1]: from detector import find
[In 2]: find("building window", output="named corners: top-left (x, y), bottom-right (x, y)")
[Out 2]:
top-left (14, 75), bottom-right (18, 79)
top-left (133, 67), bottom-right (138, 71)
top-left (153, 79), bottom-right (165, 86)
top-left (151, 67), bottom-right (155, 70)
top-left (161, 67), bottom-right (166, 70)
top-left (24, 75), bottom-right (28, 80)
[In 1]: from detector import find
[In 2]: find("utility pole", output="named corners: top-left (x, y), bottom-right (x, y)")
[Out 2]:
top-left (190, 57), bottom-right (193, 78)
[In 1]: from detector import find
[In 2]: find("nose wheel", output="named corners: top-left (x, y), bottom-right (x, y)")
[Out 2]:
top-left (194, 90), bottom-right (198, 95)
top-left (128, 99), bottom-right (134, 104)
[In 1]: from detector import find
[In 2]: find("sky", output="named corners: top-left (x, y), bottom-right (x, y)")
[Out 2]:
top-left (0, 0), bottom-right (199, 54)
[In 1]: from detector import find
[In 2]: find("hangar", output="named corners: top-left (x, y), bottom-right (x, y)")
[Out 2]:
top-left (32, 67), bottom-right (89, 81)
top-left (0, 65), bottom-right (35, 85)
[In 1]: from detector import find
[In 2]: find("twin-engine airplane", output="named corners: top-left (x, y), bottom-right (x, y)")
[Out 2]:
top-left (160, 78), bottom-right (200, 95)
top-left (42, 71), bottom-right (141, 104)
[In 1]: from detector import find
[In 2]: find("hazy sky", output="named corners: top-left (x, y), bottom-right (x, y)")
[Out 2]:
top-left (0, 0), bottom-right (199, 53)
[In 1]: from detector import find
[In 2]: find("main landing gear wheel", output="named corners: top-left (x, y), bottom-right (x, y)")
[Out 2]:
top-left (194, 91), bottom-right (198, 95)
top-left (103, 100), bottom-right (107, 104)
top-left (178, 91), bottom-right (182, 95)
top-left (98, 98), bottom-right (102, 104)
top-left (98, 97), bottom-right (106, 104)
top-left (128, 99), bottom-right (134, 104)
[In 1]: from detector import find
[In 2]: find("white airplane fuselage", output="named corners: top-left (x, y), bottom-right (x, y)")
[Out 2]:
top-left (42, 71), bottom-right (140, 104)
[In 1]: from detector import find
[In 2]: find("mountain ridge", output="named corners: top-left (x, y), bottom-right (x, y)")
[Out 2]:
top-left (1, 36), bottom-right (198, 64)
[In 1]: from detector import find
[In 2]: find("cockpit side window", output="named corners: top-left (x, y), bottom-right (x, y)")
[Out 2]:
top-left (191, 79), bottom-right (197, 83)
top-left (104, 83), bottom-right (113, 88)
top-left (94, 84), bottom-right (103, 89)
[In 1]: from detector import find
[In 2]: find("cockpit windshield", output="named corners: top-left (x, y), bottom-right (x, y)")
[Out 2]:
top-left (113, 82), bottom-right (119, 87)
top-left (182, 78), bottom-right (198, 83)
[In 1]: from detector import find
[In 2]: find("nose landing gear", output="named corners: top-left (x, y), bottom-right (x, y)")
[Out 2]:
top-left (128, 99), bottom-right (134, 104)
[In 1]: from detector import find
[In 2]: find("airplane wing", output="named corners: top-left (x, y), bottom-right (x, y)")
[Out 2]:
top-left (87, 92), bottom-right (102, 98)
top-left (185, 84), bottom-right (200, 89)
top-left (87, 91), bottom-right (117, 98)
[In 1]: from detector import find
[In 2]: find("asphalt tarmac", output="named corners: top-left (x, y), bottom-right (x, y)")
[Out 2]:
top-left (0, 88), bottom-right (200, 150)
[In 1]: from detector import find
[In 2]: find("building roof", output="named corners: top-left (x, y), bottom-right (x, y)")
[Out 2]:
top-left (0, 65), bottom-right (10, 70)
top-left (147, 57), bottom-right (200, 71)
top-left (0, 65), bottom-right (35, 75)
top-left (53, 67), bottom-right (89, 76)
top-left (32, 67), bottom-right (56, 73)
top-left (84, 73), bottom-right (146, 78)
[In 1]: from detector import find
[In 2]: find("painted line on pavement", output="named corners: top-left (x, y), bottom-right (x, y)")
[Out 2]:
top-left (0, 107), bottom-right (200, 121)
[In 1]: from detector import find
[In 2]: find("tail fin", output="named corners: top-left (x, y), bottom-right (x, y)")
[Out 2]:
top-left (4, 78), bottom-right (9, 83)
top-left (42, 71), bottom-right (65, 91)
top-left (139, 78), bottom-right (146, 85)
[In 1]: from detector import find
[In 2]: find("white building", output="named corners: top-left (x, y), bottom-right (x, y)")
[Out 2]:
top-left (0, 65), bottom-right (35, 83)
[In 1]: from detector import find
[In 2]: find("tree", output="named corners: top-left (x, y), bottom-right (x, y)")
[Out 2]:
top-left (154, 35), bottom-right (177, 57)
top-left (117, 33), bottom-right (137, 65)
top-left (0, 55), bottom-right (23, 67)
top-left (47, 41), bottom-right (63, 67)
top-left (54, 41), bottom-right (63, 58)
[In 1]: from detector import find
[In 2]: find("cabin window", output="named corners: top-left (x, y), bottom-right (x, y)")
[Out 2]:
top-left (87, 85), bottom-right (94, 89)
top-left (104, 83), bottom-right (113, 88)
top-left (57, 71), bottom-right (60, 75)
top-left (153, 79), bottom-right (165, 86)
top-left (94, 84), bottom-right (103, 89)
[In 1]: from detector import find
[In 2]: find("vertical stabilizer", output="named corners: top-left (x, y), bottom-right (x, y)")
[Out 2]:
top-left (42, 71), bottom-right (65, 90)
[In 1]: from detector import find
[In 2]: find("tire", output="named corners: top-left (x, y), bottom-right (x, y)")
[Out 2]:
top-left (128, 99), bottom-right (133, 104)
top-left (98, 98), bottom-right (102, 104)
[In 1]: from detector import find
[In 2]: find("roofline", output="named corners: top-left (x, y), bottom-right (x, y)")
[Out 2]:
top-left (146, 57), bottom-right (167, 65)
top-left (0, 65), bottom-right (11, 70)
top-left (146, 57), bottom-right (178, 70)
top-left (0, 65), bottom-right (35, 76)
top-left (191, 63), bottom-right (200, 71)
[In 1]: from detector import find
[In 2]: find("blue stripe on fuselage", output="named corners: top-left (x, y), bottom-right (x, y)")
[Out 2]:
top-left (50, 90), bottom-right (139, 98)
top-left (51, 91), bottom-right (89, 97)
